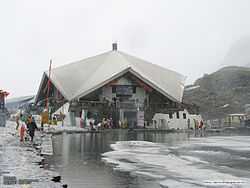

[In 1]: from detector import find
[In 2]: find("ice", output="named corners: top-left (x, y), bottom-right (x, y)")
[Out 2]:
top-left (102, 157), bottom-right (136, 171)
top-left (160, 179), bottom-right (202, 188)
top-left (190, 136), bottom-right (250, 151)
top-left (110, 141), bottom-right (165, 154)
top-left (191, 150), bottom-right (226, 155)
top-left (180, 155), bottom-right (209, 164)
top-left (102, 139), bottom-right (250, 187)
top-left (133, 171), bottom-right (166, 179)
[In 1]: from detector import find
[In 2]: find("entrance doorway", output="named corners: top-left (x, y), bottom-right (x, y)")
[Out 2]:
top-left (124, 111), bottom-right (137, 128)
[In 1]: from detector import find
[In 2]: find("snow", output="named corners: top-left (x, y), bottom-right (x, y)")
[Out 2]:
top-left (180, 155), bottom-right (209, 164)
top-left (184, 85), bottom-right (200, 91)
top-left (102, 139), bottom-right (250, 188)
top-left (160, 179), bottom-right (202, 188)
top-left (221, 104), bottom-right (230, 108)
top-left (0, 121), bottom-right (61, 187)
top-left (132, 171), bottom-right (166, 179)
top-left (48, 126), bottom-right (88, 133)
top-left (189, 136), bottom-right (250, 151)
top-left (0, 124), bottom-right (15, 145)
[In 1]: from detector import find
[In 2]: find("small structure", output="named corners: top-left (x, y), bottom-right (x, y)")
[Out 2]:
top-left (224, 113), bottom-right (246, 127)
top-left (35, 43), bottom-right (188, 128)
top-left (244, 104), bottom-right (250, 126)
top-left (152, 109), bottom-right (202, 129)
top-left (0, 90), bottom-right (9, 127)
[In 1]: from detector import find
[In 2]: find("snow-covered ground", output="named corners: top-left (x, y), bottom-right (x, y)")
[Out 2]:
top-left (102, 136), bottom-right (250, 188)
top-left (45, 124), bottom-right (89, 134)
top-left (0, 121), bottom-right (61, 188)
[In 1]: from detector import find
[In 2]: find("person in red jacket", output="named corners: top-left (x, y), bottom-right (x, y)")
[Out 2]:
top-left (199, 120), bottom-right (204, 137)
top-left (20, 121), bottom-right (26, 142)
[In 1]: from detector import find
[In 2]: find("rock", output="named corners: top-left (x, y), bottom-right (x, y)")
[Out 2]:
top-left (19, 178), bottom-right (39, 184)
top-left (51, 176), bottom-right (61, 182)
top-left (3, 175), bottom-right (17, 185)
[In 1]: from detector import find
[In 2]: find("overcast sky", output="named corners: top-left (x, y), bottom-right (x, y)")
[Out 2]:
top-left (1, 0), bottom-right (250, 98)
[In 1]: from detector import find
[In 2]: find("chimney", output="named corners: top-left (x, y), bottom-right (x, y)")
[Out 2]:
top-left (112, 43), bottom-right (117, 51)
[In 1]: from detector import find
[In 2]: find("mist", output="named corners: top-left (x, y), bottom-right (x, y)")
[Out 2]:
top-left (1, 0), bottom-right (250, 98)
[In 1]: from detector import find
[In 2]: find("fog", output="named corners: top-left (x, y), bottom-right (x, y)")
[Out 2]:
top-left (1, 0), bottom-right (250, 98)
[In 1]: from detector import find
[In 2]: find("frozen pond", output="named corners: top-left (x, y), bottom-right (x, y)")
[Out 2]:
top-left (48, 129), bottom-right (250, 188)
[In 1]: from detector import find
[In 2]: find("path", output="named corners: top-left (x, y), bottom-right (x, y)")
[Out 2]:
top-left (0, 121), bottom-right (61, 188)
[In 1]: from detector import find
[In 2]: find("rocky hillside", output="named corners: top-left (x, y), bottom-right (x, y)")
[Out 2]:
top-left (183, 66), bottom-right (250, 120)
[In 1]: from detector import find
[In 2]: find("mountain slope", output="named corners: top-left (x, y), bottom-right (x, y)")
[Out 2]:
top-left (183, 66), bottom-right (250, 119)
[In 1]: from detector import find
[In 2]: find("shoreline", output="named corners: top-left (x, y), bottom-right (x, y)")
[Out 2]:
top-left (44, 124), bottom-right (250, 136)
top-left (0, 121), bottom-right (64, 188)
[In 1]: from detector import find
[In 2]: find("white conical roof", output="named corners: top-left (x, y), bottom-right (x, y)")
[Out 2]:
top-left (41, 50), bottom-right (186, 103)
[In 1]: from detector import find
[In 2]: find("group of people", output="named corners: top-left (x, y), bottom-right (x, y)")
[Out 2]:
top-left (15, 114), bottom-right (38, 143)
top-left (88, 117), bottom-right (114, 130)
top-left (191, 119), bottom-right (205, 136)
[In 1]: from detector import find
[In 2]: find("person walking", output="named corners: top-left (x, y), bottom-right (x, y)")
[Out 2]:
top-left (199, 119), bottom-right (204, 137)
top-left (90, 121), bottom-right (94, 131)
top-left (187, 118), bottom-right (190, 129)
top-left (27, 116), bottom-right (38, 142)
top-left (41, 110), bottom-right (49, 131)
top-left (20, 120), bottom-right (27, 142)
top-left (194, 119), bottom-right (198, 136)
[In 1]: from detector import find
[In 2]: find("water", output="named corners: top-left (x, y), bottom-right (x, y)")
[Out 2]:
top-left (47, 129), bottom-right (250, 188)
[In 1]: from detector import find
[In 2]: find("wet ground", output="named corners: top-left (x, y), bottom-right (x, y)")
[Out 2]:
top-left (0, 122), bottom-right (60, 188)
top-left (48, 128), bottom-right (250, 188)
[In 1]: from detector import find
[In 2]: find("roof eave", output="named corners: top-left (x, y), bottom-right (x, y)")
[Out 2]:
top-left (35, 72), bottom-right (69, 104)
top-left (73, 67), bottom-right (132, 101)
top-left (129, 69), bottom-right (182, 103)
top-left (73, 67), bottom-right (182, 103)
top-left (44, 71), bottom-right (69, 101)
top-left (34, 73), bottom-right (46, 104)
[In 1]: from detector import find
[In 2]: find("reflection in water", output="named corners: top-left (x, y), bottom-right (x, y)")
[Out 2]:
top-left (48, 131), bottom-right (190, 188)
top-left (48, 129), bottom-right (250, 188)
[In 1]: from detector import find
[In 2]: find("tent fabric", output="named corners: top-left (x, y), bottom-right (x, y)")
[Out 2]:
top-left (40, 50), bottom-right (186, 103)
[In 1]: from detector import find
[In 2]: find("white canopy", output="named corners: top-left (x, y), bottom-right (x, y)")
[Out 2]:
top-left (37, 50), bottom-right (186, 103)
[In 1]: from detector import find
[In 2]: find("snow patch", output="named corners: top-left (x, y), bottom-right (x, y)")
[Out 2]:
top-left (102, 140), bottom-right (250, 187)
top-left (185, 85), bottom-right (200, 91)
top-left (180, 155), bottom-right (209, 164)
top-left (190, 136), bottom-right (250, 151)
top-left (221, 104), bottom-right (230, 108)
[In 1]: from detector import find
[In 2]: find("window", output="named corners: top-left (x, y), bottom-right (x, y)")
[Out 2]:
top-left (112, 86), bottom-right (116, 93)
top-left (183, 113), bottom-right (187, 119)
top-left (169, 113), bottom-right (173, 119)
top-left (176, 112), bottom-right (180, 119)
top-left (133, 86), bottom-right (136, 93)
top-left (116, 85), bottom-right (133, 96)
